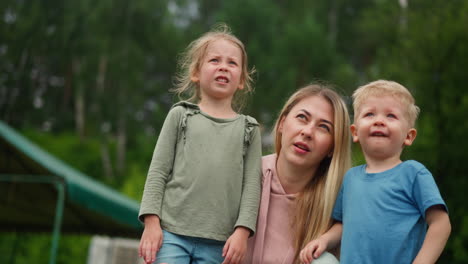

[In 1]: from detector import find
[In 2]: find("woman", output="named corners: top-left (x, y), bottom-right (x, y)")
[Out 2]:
top-left (244, 84), bottom-right (351, 264)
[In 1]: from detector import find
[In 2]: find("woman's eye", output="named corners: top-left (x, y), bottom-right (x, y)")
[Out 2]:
top-left (319, 124), bottom-right (331, 132)
top-left (296, 114), bottom-right (307, 120)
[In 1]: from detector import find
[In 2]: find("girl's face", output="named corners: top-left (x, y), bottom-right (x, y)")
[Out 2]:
top-left (278, 95), bottom-right (335, 170)
top-left (191, 39), bottom-right (244, 103)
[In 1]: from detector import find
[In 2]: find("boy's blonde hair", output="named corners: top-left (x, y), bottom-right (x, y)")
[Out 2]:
top-left (352, 80), bottom-right (420, 127)
top-left (172, 23), bottom-right (254, 111)
top-left (272, 84), bottom-right (352, 262)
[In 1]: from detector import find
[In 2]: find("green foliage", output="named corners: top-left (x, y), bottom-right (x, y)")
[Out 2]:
top-left (0, 233), bottom-right (90, 264)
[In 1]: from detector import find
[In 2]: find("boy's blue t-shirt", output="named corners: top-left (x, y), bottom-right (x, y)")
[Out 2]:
top-left (332, 160), bottom-right (447, 264)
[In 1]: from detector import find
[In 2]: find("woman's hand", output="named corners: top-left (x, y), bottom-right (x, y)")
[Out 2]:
top-left (222, 226), bottom-right (250, 264)
top-left (139, 215), bottom-right (163, 264)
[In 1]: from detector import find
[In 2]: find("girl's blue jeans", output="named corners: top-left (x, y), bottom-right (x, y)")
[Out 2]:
top-left (155, 230), bottom-right (225, 264)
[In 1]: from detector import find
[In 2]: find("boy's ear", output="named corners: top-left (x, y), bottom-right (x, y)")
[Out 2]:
top-left (350, 124), bottom-right (359, 143)
top-left (404, 128), bottom-right (417, 146)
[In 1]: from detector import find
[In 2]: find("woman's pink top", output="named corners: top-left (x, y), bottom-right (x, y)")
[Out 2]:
top-left (244, 154), bottom-right (297, 264)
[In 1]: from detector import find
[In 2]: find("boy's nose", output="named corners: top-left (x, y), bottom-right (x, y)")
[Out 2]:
top-left (373, 118), bottom-right (385, 126)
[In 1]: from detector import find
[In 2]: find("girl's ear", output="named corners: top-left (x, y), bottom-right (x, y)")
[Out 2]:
top-left (404, 128), bottom-right (417, 146)
top-left (191, 69), bottom-right (199, 83)
top-left (350, 124), bottom-right (359, 143)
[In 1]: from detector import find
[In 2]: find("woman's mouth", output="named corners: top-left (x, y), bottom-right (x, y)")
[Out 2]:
top-left (294, 142), bottom-right (310, 152)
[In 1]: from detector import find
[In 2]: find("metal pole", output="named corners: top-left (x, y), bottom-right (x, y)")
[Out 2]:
top-left (49, 181), bottom-right (65, 264)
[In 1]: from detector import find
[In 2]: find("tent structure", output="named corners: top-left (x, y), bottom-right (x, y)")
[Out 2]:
top-left (0, 121), bottom-right (143, 264)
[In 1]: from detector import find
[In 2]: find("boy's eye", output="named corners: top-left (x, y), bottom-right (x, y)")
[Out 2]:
top-left (387, 113), bottom-right (397, 119)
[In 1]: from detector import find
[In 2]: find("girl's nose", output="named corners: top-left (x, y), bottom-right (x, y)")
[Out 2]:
top-left (218, 64), bottom-right (228, 72)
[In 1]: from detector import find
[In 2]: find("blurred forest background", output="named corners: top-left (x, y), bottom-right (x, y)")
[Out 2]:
top-left (1, 0), bottom-right (467, 263)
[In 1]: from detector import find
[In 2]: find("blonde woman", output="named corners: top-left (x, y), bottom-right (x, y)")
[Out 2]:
top-left (245, 84), bottom-right (351, 264)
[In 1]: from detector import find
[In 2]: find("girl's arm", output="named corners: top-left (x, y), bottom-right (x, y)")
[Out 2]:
top-left (222, 226), bottom-right (251, 264)
top-left (234, 122), bottom-right (262, 233)
top-left (412, 205), bottom-right (451, 264)
top-left (139, 107), bottom-right (182, 221)
top-left (300, 222), bottom-right (343, 264)
top-left (139, 215), bottom-right (163, 264)
top-left (138, 107), bottom-right (182, 263)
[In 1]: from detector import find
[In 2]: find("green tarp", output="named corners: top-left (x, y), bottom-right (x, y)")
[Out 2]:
top-left (0, 120), bottom-right (142, 237)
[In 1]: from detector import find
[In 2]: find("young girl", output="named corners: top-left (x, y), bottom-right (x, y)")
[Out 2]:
top-left (138, 24), bottom-right (262, 264)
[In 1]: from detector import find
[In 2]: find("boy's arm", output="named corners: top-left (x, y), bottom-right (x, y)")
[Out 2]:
top-left (412, 205), bottom-right (451, 264)
top-left (300, 222), bottom-right (343, 263)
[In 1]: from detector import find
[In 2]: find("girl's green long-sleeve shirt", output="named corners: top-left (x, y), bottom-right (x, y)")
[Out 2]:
top-left (139, 102), bottom-right (262, 241)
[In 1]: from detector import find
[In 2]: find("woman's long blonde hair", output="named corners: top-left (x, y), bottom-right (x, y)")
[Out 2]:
top-left (172, 23), bottom-right (255, 112)
top-left (272, 84), bottom-right (351, 262)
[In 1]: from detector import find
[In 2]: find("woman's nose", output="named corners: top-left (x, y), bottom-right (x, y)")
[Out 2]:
top-left (301, 126), bottom-right (314, 138)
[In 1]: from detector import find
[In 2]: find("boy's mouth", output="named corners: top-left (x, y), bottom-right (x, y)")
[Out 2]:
top-left (370, 131), bottom-right (388, 137)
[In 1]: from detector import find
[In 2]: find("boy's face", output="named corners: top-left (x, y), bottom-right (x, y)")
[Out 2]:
top-left (351, 95), bottom-right (417, 161)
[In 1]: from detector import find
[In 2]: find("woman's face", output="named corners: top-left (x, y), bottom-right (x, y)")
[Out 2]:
top-left (278, 95), bottom-right (335, 170)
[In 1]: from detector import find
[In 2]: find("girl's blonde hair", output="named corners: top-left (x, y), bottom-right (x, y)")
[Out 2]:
top-left (272, 84), bottom-right (352, 262)
top-left (172, 23), bottom-right (255, 111)
top-left (352, 80), bottom-right (420, 127)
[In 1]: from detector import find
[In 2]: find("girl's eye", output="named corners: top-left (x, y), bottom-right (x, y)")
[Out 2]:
top-left (229, 60), bottom-right (238, 65)
top-left (364, 112), bottom-right (374, 117)
top-left (209, 58), bottom-right (218, 63)
top-left (387, 113), bottom-right (397, 119)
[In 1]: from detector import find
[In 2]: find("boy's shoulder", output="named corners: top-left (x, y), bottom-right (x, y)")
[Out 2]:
top-left (401, 160), bottom-right (427, 171)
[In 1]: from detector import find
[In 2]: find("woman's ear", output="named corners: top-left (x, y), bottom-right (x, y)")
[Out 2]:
top-left (278, 116), bottom-right (285, 133)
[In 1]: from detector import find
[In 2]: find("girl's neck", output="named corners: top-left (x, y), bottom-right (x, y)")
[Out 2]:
top-left (364, 154), bottom-right (402, 173)
top-left (198, 98), bottom-right (237, 119)
top-left (276, 154), bottom-right (317, 194)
